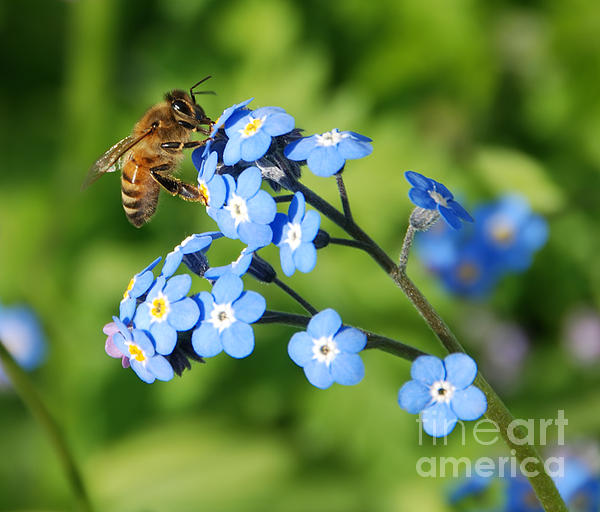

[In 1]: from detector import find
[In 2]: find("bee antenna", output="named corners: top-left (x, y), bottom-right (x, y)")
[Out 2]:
top-left (190, 75), bottom-right (212, 103)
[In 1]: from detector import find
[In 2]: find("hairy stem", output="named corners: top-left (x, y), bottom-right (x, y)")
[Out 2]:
top-left (0, 341), bottom-right (94, 512)
top-left (294, 178), bottom-right (567, 512)
top-left (272, 277), bottom-right (318, 316)
top-left (335, 172), bottom-right (353, 221)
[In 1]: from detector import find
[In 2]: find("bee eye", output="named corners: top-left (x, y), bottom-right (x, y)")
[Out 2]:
top-left (172, 100), bottom-right (193, 117)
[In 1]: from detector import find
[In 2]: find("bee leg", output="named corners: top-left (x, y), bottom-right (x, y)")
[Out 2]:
top-left (160, 139), bottom-right (209, 151)
top-left (150, 168), bottom-right (208, 204)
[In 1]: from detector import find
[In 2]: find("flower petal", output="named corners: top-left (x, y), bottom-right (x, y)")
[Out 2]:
top-left (451, 386), bottom-right (487, 421)
top-left (421, 402), bottom-right (458, 438)
top-left (212, 273), bottom-right (244, 304)
top-left (263, 111), bottom-right (295, 136)
top-left (238, 221), bottom-right (273, 250)
top-left (236, 166), bottom-right (262, 199)
top-left (241, 131), bottom-right (272, 162)
top-left (330, 352), bottom-right (364, 385)
top-left (300, 210), bottom-right (320, 242)
top-left (398, 380), bottom-right (432, 414)
top-left (147, 355), bottom-right (174, 381)
top-left (167, 297), bottom-right (200, 331)
top-left (288, 332), bottom-right (313, 366)
top-left (444, 353), bottom-right (478, 389)
top-left (221, 321), bottom-right (254, 358)
top-left (333, 327), bottom-right (366, 353)
top-left (233, 291), bottom-right (266, 324)
top-left (306, 145), bottom-right (345, 177)
top-left (284, 136), bottom-right (317, 161)
top-left (408, 188), bottom-right (437, 210)
top-left (293, 243), bottom-right (317, 274)
top-left (307, 309), bottom-right (342, 339)
top-left (404, 171), bottom-right (432, 189)
top-left (163, 274), bottom-right (192, 302)
top-left (150, 322), bottom-right (177, 355)
top-left (247, 190), bottom-right (277, 224)
top-left (192, 323), bottom-right (222, 357)
top-left (303, 360), bottom-right (334, 389)
top-left (288, 192), bottom-right (306, 223)
top-left (411, 355), bottom-right (445, 385)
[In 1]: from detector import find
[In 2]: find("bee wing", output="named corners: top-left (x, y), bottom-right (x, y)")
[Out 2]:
top-left (81, 131), bottom-right (151, 190)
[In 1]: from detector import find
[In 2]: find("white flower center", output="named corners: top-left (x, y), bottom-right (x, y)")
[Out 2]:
top-left (209, 302), bottom-right (236, 333)
top-left (284, 222), bottom-right (302, 251)
top-left (312, 335), bottom-right (340, 366)
top-left (430, 380), bottom-right (455, 404)
top-left (428, 190), bottom-right (449, 208)
top-left (149, 292), bottom-right (170, 323)
top-left (316, 129), bottom-right (348, 147)
top-left (225, 193), bottom-right (250, 227)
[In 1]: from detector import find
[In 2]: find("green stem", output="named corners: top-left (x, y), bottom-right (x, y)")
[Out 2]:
top-left (293, 179), bottom-right (568, 512)
top-left (0, 342), bottom-right (94, 512)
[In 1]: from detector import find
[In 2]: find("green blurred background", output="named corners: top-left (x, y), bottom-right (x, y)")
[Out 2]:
top-left (1, 0), bottom-right (599, 510)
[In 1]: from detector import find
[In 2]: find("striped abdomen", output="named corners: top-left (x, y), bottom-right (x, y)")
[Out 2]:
top-left (121, 157), bottom-right (161, 227)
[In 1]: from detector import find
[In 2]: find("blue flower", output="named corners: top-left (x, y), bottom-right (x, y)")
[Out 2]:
top-left (284, 128), bottom-right (373, 177)
top-left (474, 195), bottom-right (548, 272)
top-left (438, 240), bottom-right (501, 298)
top-left (111, 317), bottom-right (174, 384)
top-left (288, 309), bottom-right (366, 389)
top-left (191, 272), bottom-right (266, 359)
top-left (398, 353), bottom-right (487, 437)
top-left (119, 257), bottom-right (161, 323)
top-left (192, 150), bottom-right (227, 210)
top-left (0, 305), bottom-right (46, 381)
top-left (271, 191), bottom-right (320, 276)
top-left (215, 166), bottom-right (277, 250)
top-left (223, 106), bottom-right (295, 165)
top-left (210, 98), bottom-right (253, 137)
top-left (161, 231), bottom-right (222, 278)
top-left (204, 248), bottom-right (254, 280)
top-left (404, 171), bottom-right (474, 229)
top-left (133, 274), bottom-right (201, 355)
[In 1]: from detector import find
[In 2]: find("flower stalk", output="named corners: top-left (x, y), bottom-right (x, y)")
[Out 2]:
top-left (0, 341), bottom-right (94, 512)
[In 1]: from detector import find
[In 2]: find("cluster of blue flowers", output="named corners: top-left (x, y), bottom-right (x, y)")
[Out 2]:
top-left (414, 194), bottom-right (548, 297)
top-left (104, 98), bottom-right (373, 390)
top-left (104, 98), bottom-right (490, 438)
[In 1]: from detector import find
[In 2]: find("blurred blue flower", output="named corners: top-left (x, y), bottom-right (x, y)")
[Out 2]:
top-left (271, 191), bottom-right (320, 276)
top-left (223, 106), bottom-right (295, 165)
top-left (119, 257), bottom-right (161, 323)
top-left (405, 171), bottom-right (473, 229)
top-left (398, 353), bottom-right (487, 437)
top-left (134, 274), bottom-right (200, 355)
top-left (438, 240), bottom-right (502, 298)
top-left (111, 317), bottom-right (174, 384)
top-left (448, 473), bottom-right (494, 505)
top-left (191, 272), bottom-right (266, 359)
top-left (474, 195), bottom-right (548, 272)
top-left (284, 128), bottom-right (372, 177)
top-left (210, 98), bottom-right (253, 137)
top-left (288, 308), bottom-right (367, 389)
top-left (192, 150), bottom-right (227, 210)
top-left (0, 305), bottom-right (46, 384)
top-left (215, 166), bottom-right (277, 250)
top-left (161, 231), bottom-right (222, 278)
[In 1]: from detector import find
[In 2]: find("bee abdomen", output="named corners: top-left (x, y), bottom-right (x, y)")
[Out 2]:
top-left (121, 160), bottom-right (160, 228)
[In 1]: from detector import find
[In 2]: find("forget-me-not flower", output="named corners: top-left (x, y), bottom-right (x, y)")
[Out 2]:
top-left (271, 191), bottom-right (320, 276)
top-left (192, 150), bottom-right (227, 210)
top-left (134, 274), bottom-right (200, 355)
top-left (119, 257), bottom-right (161, 323)
top-left (398, 353), bottom-right (487, 437)
top-left (288, 309), bottom-right (367, 389)
top-left (405, 171), bottom-right (473, 229)
top-left (161, 231), bottom-right (222, 278)
top-left (284, 128), bottom-right (372, 177)
top-left (192, 272), bottom-right (266, 359)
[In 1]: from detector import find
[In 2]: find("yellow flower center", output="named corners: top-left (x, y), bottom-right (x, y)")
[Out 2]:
top-left (128, 343), bottom-right (146, 362)
top-left (199, 182), bottom-right (210, 205)
top-left (241, 118), bottom-right (263, 138)
top-left (150, 295), bottom-right (169, 321)
top-left (123, 277), bottom-right (135, 301)
top-left (490, 222), bottom-right (515, 245)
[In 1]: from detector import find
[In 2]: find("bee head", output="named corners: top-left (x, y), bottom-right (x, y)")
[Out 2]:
top-left (166, 88), bottom-right (212, 126)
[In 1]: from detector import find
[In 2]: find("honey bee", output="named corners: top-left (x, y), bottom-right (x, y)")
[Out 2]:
top-left (83, 77), bottom-right (214, 227)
